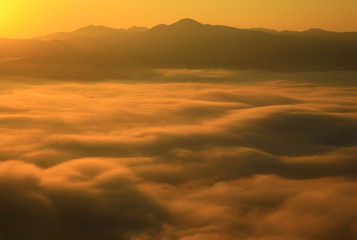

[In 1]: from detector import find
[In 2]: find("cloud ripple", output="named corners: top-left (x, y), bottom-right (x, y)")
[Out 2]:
top-left (0, 76), bottom-right (356, 240)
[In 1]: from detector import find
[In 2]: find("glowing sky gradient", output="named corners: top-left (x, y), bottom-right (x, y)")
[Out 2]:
top-left (1, 0), bottom-right (357, 38)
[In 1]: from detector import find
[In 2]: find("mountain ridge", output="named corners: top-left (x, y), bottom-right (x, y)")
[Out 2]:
top-left (34, 18), bottom-right (357, 41)
top-left (1, 18), bottom-right (357, 78)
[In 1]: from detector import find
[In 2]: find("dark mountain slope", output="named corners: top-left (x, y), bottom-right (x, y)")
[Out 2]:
top-left (1, 19), bottom-right (357, 78)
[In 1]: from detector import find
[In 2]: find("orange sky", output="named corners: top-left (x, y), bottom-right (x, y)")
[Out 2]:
top-left (1, 0), bottom-right (356, 38)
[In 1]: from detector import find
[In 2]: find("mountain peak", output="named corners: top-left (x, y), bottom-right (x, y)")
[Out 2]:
top-left (127, 26), bottom-right (148, 32)
top-left (171, 18), bottom-right (203, 27)
top-left (76, 25), bottom-right (117, 32)
top-left (150, 18), bottom-right (203, 32)
top-left (304, 28), bottom-right (327, 33)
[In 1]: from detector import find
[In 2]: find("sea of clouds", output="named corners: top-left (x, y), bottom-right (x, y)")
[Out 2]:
top-left (0, 73), bottom-right (356, 240)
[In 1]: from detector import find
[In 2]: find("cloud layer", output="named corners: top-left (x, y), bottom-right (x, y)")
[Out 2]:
top-left (0, 74), bottom-right (356, 239)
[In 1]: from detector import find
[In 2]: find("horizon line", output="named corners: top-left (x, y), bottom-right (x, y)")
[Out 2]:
top-left (2, 18), bottom-right (357, 40)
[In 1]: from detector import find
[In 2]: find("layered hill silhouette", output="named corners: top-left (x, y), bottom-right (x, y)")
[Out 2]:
top-left (1, 18), bottom-right (357, 78)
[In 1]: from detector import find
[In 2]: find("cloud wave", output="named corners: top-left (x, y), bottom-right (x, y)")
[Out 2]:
top-left (0, 76), bottom-right (356, 239)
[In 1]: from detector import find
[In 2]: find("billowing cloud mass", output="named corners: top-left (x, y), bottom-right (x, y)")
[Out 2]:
top-left (0, 72), bottom-right (356, 240)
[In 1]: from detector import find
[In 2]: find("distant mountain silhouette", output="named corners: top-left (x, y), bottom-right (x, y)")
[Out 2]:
top-left (0, 38), bottom-right (67, 58)
top-left (36, 25), bottom-right (119, 41)
top-left (36, 25), bottom-right (148, 41)
top-left (168, 18), bottom-right (203, 28)
top-left (252, 27), bottom-right (357, 43)
top-left (1, 18), bottom-right (357, 78)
